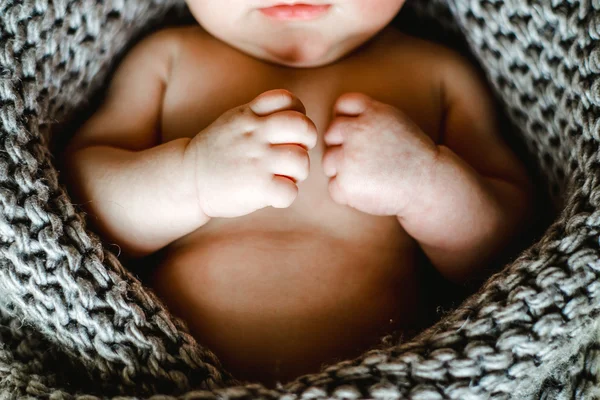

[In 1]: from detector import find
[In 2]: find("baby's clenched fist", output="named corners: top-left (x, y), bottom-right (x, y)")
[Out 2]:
top-left (184, 89), bottom-right (317, 219)
top-left (322, 93), bottom-right (439, 217)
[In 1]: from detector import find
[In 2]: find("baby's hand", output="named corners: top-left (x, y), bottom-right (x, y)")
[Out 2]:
top-left (186, 89), bottom-right (318, 218)
top-left (322, 93), bottom-right (438, 216)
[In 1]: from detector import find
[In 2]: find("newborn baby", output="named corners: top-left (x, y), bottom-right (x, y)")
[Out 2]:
top-left (61, 0), bottom-right (533, 387)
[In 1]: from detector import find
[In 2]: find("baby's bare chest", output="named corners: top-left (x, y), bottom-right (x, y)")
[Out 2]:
top-left (158, 36), bottom-right (445, 239)
top-left (160, 42), bottom-right (443, 147)
top-left (148, 39), bottom-right (438, 370)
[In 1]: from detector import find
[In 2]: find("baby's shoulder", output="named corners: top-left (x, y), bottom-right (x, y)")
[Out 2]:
top-left (129, 25), bottom-right (219, 67)
top-left (128, 26), bottom-right (189, 59)
top-left (150, 25), bottom-right (223, 48)
top-left (379, 28), bottom-right (489, 104)
top-left (117, 25), bottom-right (233, 99)
top-left (111, 26), bottom-right (188, 85)
top-left (379, 28), bottom-right (477, 76)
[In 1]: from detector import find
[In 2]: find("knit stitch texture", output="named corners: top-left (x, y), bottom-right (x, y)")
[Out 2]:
top-left (1, 0), bottom-right (599, 398)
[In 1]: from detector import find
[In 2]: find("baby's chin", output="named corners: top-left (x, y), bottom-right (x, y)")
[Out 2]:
top-left (262, 48), bottom-right (339, 68)
top-left (240, 40), bottom-right (350, 68)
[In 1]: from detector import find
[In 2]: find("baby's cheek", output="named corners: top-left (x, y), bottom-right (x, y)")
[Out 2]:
top-left (353, 0), bottom-right (406, 24)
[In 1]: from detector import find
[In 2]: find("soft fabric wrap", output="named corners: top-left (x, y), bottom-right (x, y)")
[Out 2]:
top-left (1, 0), bottom-right (599, 398)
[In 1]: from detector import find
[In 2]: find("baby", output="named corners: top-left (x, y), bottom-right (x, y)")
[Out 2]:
top-left (61, 0), bottom-right (534, 388)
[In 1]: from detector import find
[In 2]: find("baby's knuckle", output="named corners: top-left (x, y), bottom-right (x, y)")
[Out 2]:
top-left (239, 128), bottom-right (256, 142)
top-left (237, 126), bottom-right (257, 143)
top-left (232, 104), bottom-right (249, 118)
top-left (232, 106), bottom-right (258, 128)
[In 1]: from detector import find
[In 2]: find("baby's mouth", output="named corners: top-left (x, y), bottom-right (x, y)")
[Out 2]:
top-left (259, 4), bottom-right (332, 21)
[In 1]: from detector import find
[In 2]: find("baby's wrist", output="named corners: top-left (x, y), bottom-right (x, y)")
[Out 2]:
top-left (182, 137), bottom-right (212, 225)
top-left (394, 145), bottom-right (441, 219)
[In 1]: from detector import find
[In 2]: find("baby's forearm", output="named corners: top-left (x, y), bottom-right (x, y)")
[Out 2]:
top-left (62, 138), bottom-right (209, 259)
top-left (398, 145), bottom-right (532, 284)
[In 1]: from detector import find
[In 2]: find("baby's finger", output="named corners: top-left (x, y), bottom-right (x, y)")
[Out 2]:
top-left (321, 145), bottom-right (343, 177)
top-left (262, 110), bottom-right (318, 150)
top-left (268, 175), bottom-right (299, 208)
top-left (334, 92), bottom-right (371, 116)
top-left (250, 89), bottom-right (306, 116)
top-left (323, 116), bottom-right (355, 146)
top-left (268, 145), bottom-right (310, 182)
top-left (327, 176), bottom-right (347, 206)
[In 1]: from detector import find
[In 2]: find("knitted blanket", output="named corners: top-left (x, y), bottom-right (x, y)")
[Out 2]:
top-left (1, 0), bottom-right (599, 398)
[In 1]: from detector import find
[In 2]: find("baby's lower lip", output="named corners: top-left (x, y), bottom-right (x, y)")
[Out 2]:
top-left (259, 4), bottom-right (331, 21)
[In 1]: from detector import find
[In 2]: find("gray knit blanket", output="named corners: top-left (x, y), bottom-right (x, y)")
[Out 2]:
top-left (1, 0), bottom-right (599, 398)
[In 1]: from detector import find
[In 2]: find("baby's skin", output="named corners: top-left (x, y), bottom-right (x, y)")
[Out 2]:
top-left (61, 0), bottom-right (534, 387)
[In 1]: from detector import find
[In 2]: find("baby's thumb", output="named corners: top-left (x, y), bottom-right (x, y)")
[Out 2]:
top-left (334, 92), bottom-right (371, 116)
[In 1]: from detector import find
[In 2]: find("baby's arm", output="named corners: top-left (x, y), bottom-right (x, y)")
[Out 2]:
top-left (323, 53), bottom-right (533, 285)
top-left (62, 28), bottom-right (316, 260)
top-left (61, 30), bottom-right (208, 259)
top-left (398, 54), bottom-right (534, 283)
